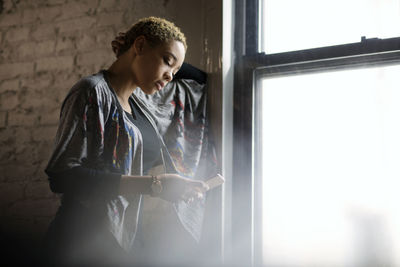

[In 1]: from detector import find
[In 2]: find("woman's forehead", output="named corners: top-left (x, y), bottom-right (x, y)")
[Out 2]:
top-left (160, 40), bottom-right (185, 51)
top-left (159, 40), bottom-right (186, 61)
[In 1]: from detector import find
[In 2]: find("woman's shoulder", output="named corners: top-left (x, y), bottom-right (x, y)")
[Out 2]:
top-left (65, 71), bottom-right (116, 103)
top-left (62, 71), bottom-right (116, 110)
top-left (71, 71), bottom-right (109, 94)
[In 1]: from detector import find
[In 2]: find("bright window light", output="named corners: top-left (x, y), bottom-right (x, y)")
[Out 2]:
top-left (261, 0), bottom-right (400, 53)
top-left (261, 65), bottom-right (400, 266)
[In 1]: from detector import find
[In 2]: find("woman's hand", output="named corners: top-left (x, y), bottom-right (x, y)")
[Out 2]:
top-left (111, 32), bottom-right (126, 57)
top-left (156, 173), bottom-right (209, 203)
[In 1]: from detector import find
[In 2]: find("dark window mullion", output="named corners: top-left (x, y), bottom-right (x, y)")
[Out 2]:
top-left (245, 0), bottom-right (259, 55)
top-left (246, 37), bottom-right (400, 68)
top-left (232, 1), bottom-right (261, 266)
top-left (255, 49), bottom-right (400, 79)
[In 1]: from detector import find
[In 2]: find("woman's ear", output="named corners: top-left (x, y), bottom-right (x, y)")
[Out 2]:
top-left (132, 35), bottom-right (146, 55)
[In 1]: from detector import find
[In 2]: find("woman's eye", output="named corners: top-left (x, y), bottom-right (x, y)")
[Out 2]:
top-left (163, 57), bottom-right (171, 66)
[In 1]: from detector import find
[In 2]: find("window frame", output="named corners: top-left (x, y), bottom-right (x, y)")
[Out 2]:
top-left (232, 0), bottom-right (400, 266)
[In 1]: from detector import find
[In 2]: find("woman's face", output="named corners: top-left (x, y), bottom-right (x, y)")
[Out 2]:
top-left (132, 37), bottom-right (186, 95)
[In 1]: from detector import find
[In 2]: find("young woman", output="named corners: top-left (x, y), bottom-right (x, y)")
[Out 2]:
top-left (43, 17), bottom-right (208, 266)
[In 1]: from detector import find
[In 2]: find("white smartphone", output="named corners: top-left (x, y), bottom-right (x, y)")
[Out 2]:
top-left (205, 174), bottom-right (225, 190)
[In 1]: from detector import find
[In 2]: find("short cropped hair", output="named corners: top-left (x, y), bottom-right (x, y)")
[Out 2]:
top-left (117, 16), bottom-right (187, 57)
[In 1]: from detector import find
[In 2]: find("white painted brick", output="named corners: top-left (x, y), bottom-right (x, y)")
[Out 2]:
top-left (0, 183), bottom-right (24, 205)
top-left (31, 23), bottom-right (56, 40)
top-left (25, 181), bottom-right (54, 199)
top-left (55, 36), bottom-right (75, 53)
top-left (22, 9), bottom-right (38, 24)
top-left (116, 0), bottom-right (135, 11)
top-left (95, 27), bottom-right (115, 48)
top-left (56, 1), bottom-right (96, 21)
top-left (8, 0), bottom-right (39, 10)
top-left (15, 144), bottom-right (36, 161)
top-left (34, 160), bottom-right (51, 179)
top-left (77, 65), bottom-right (96, 77)
top-left (37, 6), bottom-right (62, 23)
top-left (32, 126), bottom-right (58, 142)
top-left (8, 111), bottom-right (37, 127)
top-left (0, 79), bottom-right (19, 93)
top-left (0, 45), bottom-right (15, 62)
top-left (97, 11), bottom-right (124, 27)
top-left (0, 145), bottom-right (16, 164)
top-left (21, 92), bottom-right (46, 109)
top-left (20, 74), bottom-right (53, 90)
top-left (36, 55), bottom-right (74, 72)
top-left (17, 41), bottom-right (36, 59)
top-left (2, 0), bottom-right (15, 14)
top-left (39, 110), bottom-right (60, 126)
top-left (50, 0), bottom-right (66, 4)
top-left (1, 162), bottom-right (34, 182)
top-left (18, 40), bottom-right (56, 59)
top-left (51, 73), bottom-right (79, 102)
top-left (14, 127), bottom-right (32, 144)
top-left (99, 0), bottom-right (119, 10)
top-left (0, 62), bottom-right (34, 79)
top-left (35, 40), bottom-right (56, 56)
top-left (57, 17), bottom-right (96, 33)
top-left (33, 141), bottom-right (54, 164)
top-left (76, 49), bottom-right (113, 68)
top-left (0, 112), bottom-right (6, 128)
top-left (5, 26), bottom-right (30, 43)
top-left (55, 73), bottom-right (80, 88)
top-left (0, 91), bottom-right (19, 110)
top-left (76, 34), bottom-right (96, 51)
top-left (0, 13), bottom-right (22, 27)
top-left (0, 127), bottom-right (15, 142)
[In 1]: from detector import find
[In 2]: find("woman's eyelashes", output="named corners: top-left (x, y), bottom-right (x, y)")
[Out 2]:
top-left (162, 56), bottom-right (180, 78)
top-left (163, 56), bottom-right (172, 66)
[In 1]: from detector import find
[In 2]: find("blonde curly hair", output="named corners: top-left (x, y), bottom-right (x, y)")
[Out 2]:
top-left (117, 16), bottom-right (187, 57)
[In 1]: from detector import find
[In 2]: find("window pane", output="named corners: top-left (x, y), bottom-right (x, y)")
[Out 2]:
top-left (260, 0), bottom-right (400, 53)
top-left (261, 65), bottom-right (400, 267)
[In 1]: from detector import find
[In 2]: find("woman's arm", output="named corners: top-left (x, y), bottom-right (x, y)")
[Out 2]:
top-left (47, 166), bottom-right (121, 197)
top-left (120, 173), bottom-right (209, 203)
top-left (173, 62), bottom-right (207, 84)
top-left (49, 166), bottom-right (208, 203)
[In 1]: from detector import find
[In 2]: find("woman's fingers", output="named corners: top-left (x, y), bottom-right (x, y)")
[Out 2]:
top-left (189, 180), bottom-right (209, 192)
top-left (156, 173), bottom-right (209, 203)
top-left (182, 182), bottom-right (208, 204)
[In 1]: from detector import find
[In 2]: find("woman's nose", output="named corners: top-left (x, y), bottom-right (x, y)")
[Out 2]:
top-left (164, 70), bottom-right (173, 82)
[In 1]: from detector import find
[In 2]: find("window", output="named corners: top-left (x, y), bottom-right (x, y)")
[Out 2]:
top-left (260, 65), bottom-right (400, 266)
top-left (260, 0), bottom-right (400, 54)
top-left (232, 0), bottom-right (400, 266)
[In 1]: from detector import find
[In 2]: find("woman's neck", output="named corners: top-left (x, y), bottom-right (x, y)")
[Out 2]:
top-left (107, 56), bottom-right (137, 103)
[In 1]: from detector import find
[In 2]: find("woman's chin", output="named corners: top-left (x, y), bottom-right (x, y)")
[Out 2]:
top-left (140, 87), bottom-right (157, 95)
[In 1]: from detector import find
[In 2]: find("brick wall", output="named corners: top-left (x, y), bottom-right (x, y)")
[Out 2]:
top-left (0, 0), bottom-right (206, 256)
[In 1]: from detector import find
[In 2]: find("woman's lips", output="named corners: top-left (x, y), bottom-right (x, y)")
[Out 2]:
top-left (156, 81), bottom-right (165, 91)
